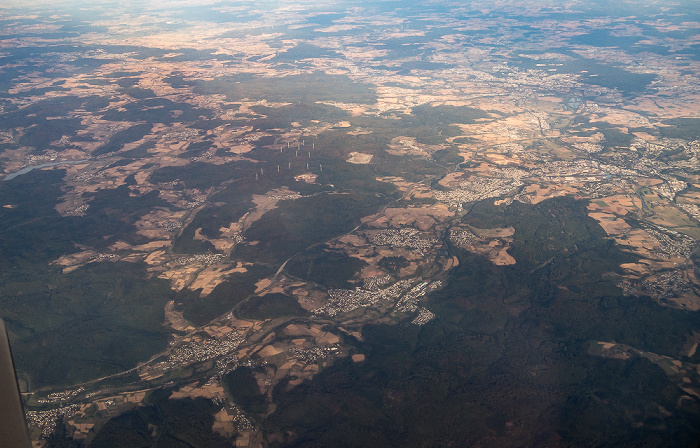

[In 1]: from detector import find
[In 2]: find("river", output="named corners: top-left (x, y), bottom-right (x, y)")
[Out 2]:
top-left (4, 160), bottom-right (91, 181)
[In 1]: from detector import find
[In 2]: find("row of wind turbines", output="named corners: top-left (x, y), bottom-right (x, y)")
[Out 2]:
top-left (254, 139), bottom-right (324, 181)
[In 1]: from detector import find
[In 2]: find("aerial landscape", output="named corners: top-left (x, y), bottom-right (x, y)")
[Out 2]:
top-left (0, 0), bottom-right (699, 446)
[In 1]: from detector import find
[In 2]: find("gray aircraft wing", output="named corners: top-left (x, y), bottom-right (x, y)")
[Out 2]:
top-left (0, 319), bottom-right (32, 447)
